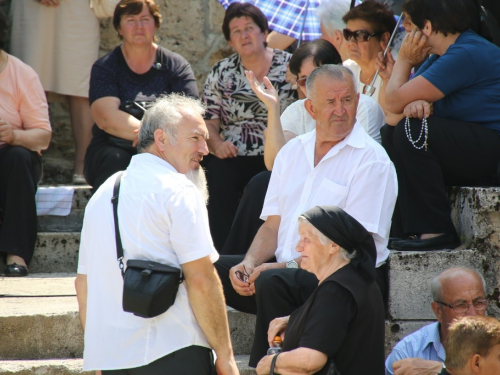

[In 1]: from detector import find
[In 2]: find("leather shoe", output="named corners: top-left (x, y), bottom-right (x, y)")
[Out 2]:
top-left (390, 233), bottom-right (461, 251)
top-left (4, 263), bottom-right (29, 277)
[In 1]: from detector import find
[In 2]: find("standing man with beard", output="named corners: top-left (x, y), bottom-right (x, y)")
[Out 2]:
top-left (75, 94), bottom-right (239, 375)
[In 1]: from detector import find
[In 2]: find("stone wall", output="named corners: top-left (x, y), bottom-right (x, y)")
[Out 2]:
top-left (4, 0), bottom-right (231, 184)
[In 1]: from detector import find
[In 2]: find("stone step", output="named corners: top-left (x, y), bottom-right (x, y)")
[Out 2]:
top-left (388, 247), bottom-right (500, 320)
top-left (0, 356), bottom-right (256, 374)
top-left (0, 233), bottom-right (81, 274)
top-left (37, 186), bottom-right (92, 232)
top-left (0, 274), bottom-right (255, 360)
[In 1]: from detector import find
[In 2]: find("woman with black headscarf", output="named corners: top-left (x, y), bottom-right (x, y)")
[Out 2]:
top-left (256, 206), bottom-right (385, 375)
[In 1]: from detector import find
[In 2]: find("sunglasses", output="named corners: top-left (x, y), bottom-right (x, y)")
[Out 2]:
top-left (343, 29), bottom-right (382, 43)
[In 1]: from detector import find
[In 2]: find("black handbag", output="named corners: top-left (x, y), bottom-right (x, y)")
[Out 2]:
top-left (112, 172), bottom-right (183, 318)
top-left (108, 101), bottom-right (153, 153)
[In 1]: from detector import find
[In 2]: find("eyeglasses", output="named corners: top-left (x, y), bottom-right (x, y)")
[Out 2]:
top-left (296, 77), bottom-right (307, 88)
top-left (435, 299), bottom-right (488, 315)
top-left (343, 28), bottom-right (382, 43)
top-left (235, 265), bottom-right (250, 283)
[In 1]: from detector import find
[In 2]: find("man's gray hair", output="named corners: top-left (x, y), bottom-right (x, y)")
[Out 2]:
top-left (316, 0), bottom-right (351, 37)
top-left (137, 94), bottom-right (206, 153)
top-left (306, 64), bottom-right (357, 101)
top-left (298, 216), bottom-right (356, 261)
top-left (430, 267), bottom-right (487, 302)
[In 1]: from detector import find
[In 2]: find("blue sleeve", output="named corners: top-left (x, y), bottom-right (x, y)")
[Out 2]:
top-left (420, 46), bottom-right (477, 96)
top-left (385, 340), bottom-right (414, 375)
top-left (89, 57), bottom-right (120, 105)
top-left (167, 53), bottom-right (199, 99)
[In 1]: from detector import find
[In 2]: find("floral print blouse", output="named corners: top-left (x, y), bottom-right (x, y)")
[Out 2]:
top-left (202, 49), bottom-right (297, 156)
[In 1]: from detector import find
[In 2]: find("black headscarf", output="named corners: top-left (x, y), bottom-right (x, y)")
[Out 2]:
top-left (301, 205), bottom-right (377, 282)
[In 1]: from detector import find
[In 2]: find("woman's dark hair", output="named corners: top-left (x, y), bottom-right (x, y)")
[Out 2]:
top-left (289, 39), bottom-right (342, 76)
top-left (402, 0), bottom-right (479, 36)
top-left (222, 2), bottom-right (269, 45)
top-left (113, 0), bottom-right (162, 40)
top-left (342, 0), bottom-right (396, 36)
top-left (0, 8), bottom-right (8, 51)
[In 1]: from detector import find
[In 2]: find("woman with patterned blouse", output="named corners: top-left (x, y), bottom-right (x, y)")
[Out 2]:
top-left (202, 2), bottom-right (297, 251)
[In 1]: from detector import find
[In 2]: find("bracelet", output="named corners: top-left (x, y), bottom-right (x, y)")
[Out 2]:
top-left (270, 352), bottom-right (281, 375)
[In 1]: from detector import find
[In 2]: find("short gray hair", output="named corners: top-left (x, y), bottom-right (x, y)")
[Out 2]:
top-left (316, 0), bottom-right (351, 37)
top-left (137, 94), bottom-right (205, 153)
top-left (298, 216), bottom-right (356, 261)
top-left (430, 267), bottom-right (487, 302)
top-left (306, 64), bottom-right (357, 101)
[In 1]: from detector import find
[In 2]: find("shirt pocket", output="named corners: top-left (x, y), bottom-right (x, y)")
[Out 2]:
top-left (309, 178), bottom-right (349, 209)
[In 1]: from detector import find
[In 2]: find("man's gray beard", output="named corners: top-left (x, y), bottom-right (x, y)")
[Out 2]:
top-left (185, 167), bottom-right (209, 205)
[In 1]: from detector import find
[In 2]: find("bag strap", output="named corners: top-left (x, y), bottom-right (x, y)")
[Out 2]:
top-left (111, 172), bottom-right (126, 277)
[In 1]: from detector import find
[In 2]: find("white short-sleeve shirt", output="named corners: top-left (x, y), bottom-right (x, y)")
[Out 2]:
top-left (280, 94), bottom-right (384, 143)
top-left (261, 122), bottom-right (397, 267)
top-left (78, 153), bottom-right (219, 371)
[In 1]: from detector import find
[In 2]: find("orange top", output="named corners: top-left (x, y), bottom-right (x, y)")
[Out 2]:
top-left (0, 52), bottom-right (51, 147)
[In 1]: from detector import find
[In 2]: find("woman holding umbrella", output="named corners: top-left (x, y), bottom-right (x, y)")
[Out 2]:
top-left (256, 206), bottom-right (385, 375)
top-left (202, 2), bottom-right (296, 251)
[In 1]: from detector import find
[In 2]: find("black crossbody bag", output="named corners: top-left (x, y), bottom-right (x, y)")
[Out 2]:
top-left (112, 172), bottom-right (183, 318)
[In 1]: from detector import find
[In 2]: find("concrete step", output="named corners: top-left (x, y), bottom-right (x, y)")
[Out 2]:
top-left (0, 356), bottom-right (256, 374)
top-left (37, 186), bottom-right (92, 232)
top-left (0, 233), bottom-right (81, 274)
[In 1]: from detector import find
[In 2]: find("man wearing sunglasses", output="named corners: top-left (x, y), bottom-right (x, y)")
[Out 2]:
top-left (385, 267), bottom-right (488, 375)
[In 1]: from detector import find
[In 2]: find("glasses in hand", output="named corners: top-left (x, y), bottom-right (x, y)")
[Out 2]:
top-left (235, 265), bottom-right (250, 283)
top-left (435, 299), bottom-right (488, 315)
top-left (343, 28), bottom-right (382, 43)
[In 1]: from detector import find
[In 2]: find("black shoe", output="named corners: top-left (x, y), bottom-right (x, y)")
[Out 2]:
top-left (388, 235), bottom-right (416, 250)
top-left (390, 233), bottom-right (461, 251)
top-left (4, 263), bottom-right (29, 277)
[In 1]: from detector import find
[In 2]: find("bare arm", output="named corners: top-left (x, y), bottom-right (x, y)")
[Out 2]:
top-left (75, 274), bottom-right (88, 331)
top-left (229, 215), bottom-right (281, 296)
top-left (205, 118), bottom-right (238, 159)
top-left (267, 32), bottom-right (296, 50)
top-left (385, 30), bottom-right (441, 114)
top-left (256, 347), bottom-right (328, 375)
top-left (0, 118), bottom-right (51, 152)
top-left (90, 97), bottom-right (141, 140)
top-left (392, 358), bottom-right (443, 375)
top-left (183, 256), bottom-right (239, 375)
top-left (245, 71), bottom-right (287, 170)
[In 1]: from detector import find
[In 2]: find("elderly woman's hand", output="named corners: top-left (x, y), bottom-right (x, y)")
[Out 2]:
top-left (0, 119), bottom-right (17, 145)
top-left (214, 140), bottom-right (238, 159)
top-left (268, 316), bottom-right (289, 345)
top-left (245, 70), bottom-right (280, 111)
top-left (376, 49), bottom-right (395, 82)
top-left (398, 29), bottom-right (431, 67)
top-left (403, 100), bottom-right (433, 119)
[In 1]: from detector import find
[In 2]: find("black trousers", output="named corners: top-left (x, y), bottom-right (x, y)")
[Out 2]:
top-left (215, 255), bottom-right (388, 368)
top-left (381, 118), bottom-right (500, 236)
top-left (0, 146), bottom-right (42, 265)
top-left (203, 154), bottom-right (267, 251)
top-left (221, 171), bottom-right (271, 256)
top-left (102, 345), bottom-right (215, 375)
top-left (84, 142), bottom-right (135, 192)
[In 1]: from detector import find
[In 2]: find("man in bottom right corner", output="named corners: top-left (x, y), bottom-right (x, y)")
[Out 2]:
top-left (441, 315), bottom-right (500, 375)
top-left (386, 267), bottom-right (489, 375)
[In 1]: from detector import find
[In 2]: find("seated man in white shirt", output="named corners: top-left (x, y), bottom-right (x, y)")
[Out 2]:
top-left (385, 267), bottom-right (488, 375)
top-left (215, 65), bottom-right (397, 367)
top-left (221, 39), bottom-right (384, 256)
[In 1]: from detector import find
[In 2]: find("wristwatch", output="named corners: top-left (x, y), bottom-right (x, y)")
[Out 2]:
top-left (286, 259), bottom-right (299, 269)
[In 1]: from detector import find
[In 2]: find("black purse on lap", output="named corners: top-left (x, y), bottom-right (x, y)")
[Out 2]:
top-left (112, 172), bottom-right (183, 318)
